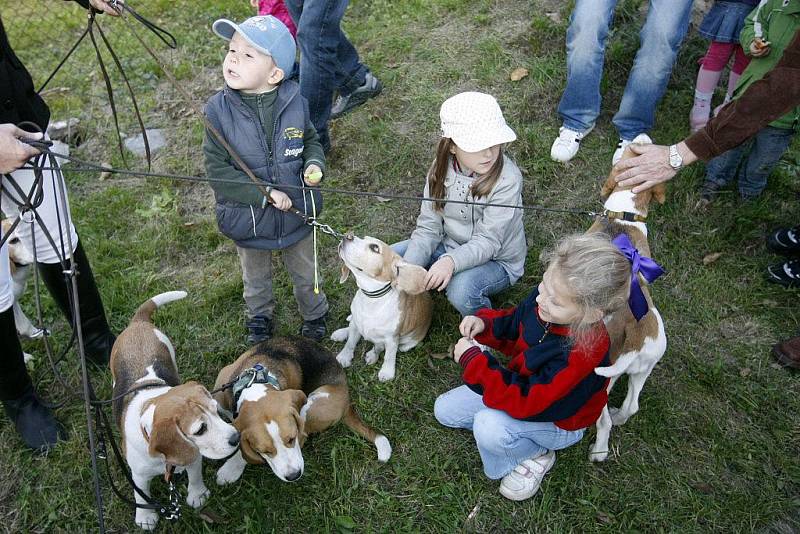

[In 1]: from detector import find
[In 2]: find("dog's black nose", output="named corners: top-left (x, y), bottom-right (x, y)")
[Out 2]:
top-left (285, 470), bottom-right (302, 482)
top-left (228, 432), bottom-right (240, 447)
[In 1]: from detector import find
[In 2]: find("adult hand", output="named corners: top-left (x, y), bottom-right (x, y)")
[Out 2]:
top-left (749, 38), bottom-right (771, 58)
top-left (269, 189), bottom-right (292, 211)
top-left (89, 0), bottom-right (123, 15)
top-left (453, 337), bottom-right (476, 364)
top-left (425, 255), bottom-right (455, 291)
top-left (459, 315), bottom-right (485, 339)
top-left (0, 124), bottom-right (42, 174)
top-left (614, 144), bottom-right (676, 193)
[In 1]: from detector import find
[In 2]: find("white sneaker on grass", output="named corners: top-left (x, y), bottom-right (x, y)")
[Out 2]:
top-left (550, 126), bottom-right (593, 163)
top-left (499, 450), bottom-right (556, 501)
top-left (612, 133), bottom-right (652, 166)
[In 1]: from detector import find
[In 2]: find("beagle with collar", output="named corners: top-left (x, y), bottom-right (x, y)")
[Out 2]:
top-left (110, 291), bottom-right (240, 530)
top-left (2, 218), bottom-right (46, 346)
top-left (213, 336), bottom-right (391, 485)
top-left (586, 138), bottom-right (668, 462)
top-left (332, 235), bottom-right (432, 381)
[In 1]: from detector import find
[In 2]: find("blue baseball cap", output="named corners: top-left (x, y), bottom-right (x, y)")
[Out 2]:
top-left (212, 15), bottom-right (296, 76)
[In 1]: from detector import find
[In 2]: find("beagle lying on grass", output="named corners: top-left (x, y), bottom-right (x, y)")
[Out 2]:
top-left (2, 218), bottom-right (46, 347)
top-left (110, 291), bottom-right (240, 530)
top-left (213, 336), bottom-right (391, 485)
top-left (587, 138), bottom-right (667, 462)
top-left (332, 235), bottom-right (432, 381)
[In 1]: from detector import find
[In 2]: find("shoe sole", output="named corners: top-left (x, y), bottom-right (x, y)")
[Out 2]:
top-left (766, 265), bottom-right (800, 287)
top-left (330, 84), bottom-right (383, 119)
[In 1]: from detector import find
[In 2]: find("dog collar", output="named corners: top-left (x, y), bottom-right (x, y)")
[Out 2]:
top-left (604, 209), bottom-right (646, 223)
top-left (361, 283), bottom-right (392, 298)
top-left (231, 364), bottom-right (280, 416)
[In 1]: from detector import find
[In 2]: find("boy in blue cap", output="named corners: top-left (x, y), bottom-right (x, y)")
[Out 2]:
top-left (204, 15), bottom-right (329, 343)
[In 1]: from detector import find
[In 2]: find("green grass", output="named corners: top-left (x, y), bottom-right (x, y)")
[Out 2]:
top-left (2, 0), bottom-right (800, 531)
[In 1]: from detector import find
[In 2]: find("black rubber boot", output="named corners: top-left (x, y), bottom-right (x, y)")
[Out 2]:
top-left (37, 240), bottom-right (115, 365)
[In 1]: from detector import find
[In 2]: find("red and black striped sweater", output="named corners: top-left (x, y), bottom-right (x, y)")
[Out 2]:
top-left (458, 288), bottom-right (611, 431)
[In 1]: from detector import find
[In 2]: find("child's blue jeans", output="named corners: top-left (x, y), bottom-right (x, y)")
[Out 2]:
top-left (391, 240), bottom-right (510, 316)
top-left (704, 125), bottom-right (795, 199)
top-left (434, 385), bottom-right (585, 479)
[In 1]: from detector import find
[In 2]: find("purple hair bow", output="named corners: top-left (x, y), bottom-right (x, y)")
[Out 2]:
top-left (612, 234), bottom-right (664, 321)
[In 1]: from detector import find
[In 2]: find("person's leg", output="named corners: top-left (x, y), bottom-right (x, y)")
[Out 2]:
top-left (236, 246), bottom-right (276, 343)
top-left (738, 126), bottom-right (794, 199)
top-left (690, 42), bottom-right (734, 132)
top-left (433, 384), bottom-right (488, 430)
top-left (333, 25), bottom-right (367, 95)
top-left (281, 233), bottom-right (329, 340)
top-left (445, 261), bottom-right (510, 316)
top-left (700, 141), bottom-right (749, 200)
top-left (726, 45), bottom-right (750, 101)
top-left (613, 0), bottom-right (693, 140)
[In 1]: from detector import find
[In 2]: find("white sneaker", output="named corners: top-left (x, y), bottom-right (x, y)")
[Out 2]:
top-left (611, 133), bottom-right (652, 165)
top-left (550, 126), bottom-right (593, 163)
top-left (499, 450), bottom-right (556, 501)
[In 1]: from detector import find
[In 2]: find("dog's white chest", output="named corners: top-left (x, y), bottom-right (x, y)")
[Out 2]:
top-left (351, 292), bottom-right (402, 341)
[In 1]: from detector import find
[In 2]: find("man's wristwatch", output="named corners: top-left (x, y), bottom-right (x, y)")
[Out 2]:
top-left (668, 144), bottom-right (684, 170)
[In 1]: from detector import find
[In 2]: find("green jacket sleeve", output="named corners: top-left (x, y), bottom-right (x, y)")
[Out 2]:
top-left (203, 129), bottom-right (270, 207)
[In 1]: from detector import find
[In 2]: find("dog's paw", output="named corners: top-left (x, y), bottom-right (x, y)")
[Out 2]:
top-left (336, 350), bottom-right (354, 368)
top-left (365, 348), bottom-right (380, 365)
top-left (331, 328), bottom-right (349, 343)
top-left (135, 509), bottom-right (159, 531)
top-left (377, 365), bottom-right (395, 382)
top-left (216, 460), bottom-right (245, 486)
top-left (609, 407), bottom-right (630, 426)
top-left (186, 486), bottom-right (210, 508)
top-left (589, 447), bottom-right (609, 463)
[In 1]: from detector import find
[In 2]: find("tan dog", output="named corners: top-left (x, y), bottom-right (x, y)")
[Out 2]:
top-left (332, 235), bottom-right (432, 381)
top-left (110, 291), bottom-right (240, 530)
top-left (213, 336), bottom-right (391, 485)
top-left (2, 218), bottom-right (46, 344)
top-left (586, 138), bottom-right (667, 462)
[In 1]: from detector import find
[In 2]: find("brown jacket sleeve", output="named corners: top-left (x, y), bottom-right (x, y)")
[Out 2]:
top-left (685, 29), bottom-right (800, 161)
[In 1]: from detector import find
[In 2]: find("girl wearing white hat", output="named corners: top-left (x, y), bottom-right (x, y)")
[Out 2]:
top-left (394, 92), bottom-right (527, 316)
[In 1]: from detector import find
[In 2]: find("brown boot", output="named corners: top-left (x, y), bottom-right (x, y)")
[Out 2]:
top-left (772, 335), bottom-right (800, 369)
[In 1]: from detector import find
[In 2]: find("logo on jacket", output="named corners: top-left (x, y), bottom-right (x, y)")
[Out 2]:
top-left (283, 127), bottom-right (304, 158)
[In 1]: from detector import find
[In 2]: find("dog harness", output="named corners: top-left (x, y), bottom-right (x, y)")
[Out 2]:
top-left (231, 363), bottom-right (281, 418)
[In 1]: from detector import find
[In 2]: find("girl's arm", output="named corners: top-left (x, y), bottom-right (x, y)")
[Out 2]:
top-left (470, 287), bottom-right (539, 354)
top-left (403, 178), bottom-right (445, 267)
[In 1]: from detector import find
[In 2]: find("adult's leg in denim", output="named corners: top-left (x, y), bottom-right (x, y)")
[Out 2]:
top-left (738, 126), bottom-right (794, 198)
top-left (472, 409), bottom-right (584, 479)
top-left (445, 261), bottom-right (510, 316)
top-left (391, 239), bottom-right (409, 257)
top-left (433, 385), bottom-right (486, 430)
top-left (613, 0), bottom-right (692, 139)
top-left (557, 0), bottom-right (618, 133)
top-left (289, 0), bottom-right (351, 147)
top-left (704, 142), bottom-right (749, 188)
top-left (333, 28), bottom-right (367, 95)
top-left (237, 246), bottom-right (275, 318)
top-left (281, 233), bottom-right (329, 320)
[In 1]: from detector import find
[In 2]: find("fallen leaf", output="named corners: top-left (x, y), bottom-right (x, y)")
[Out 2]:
top-left (376, 196), bottom-right (391, 202)
top-left (596, 512), bottom-right (613, 525)
top-left (430, 352), bottom-right (449, 360)
top-left (197, 508), bottom-right (226, 524)
top-left (545, 11), bottom-right (562, 23)
top-left (509, 67), bottom-right (529, 82)
top-left (702, 252), bottom-right (722, 265)
top-left (691, 481), bottom-right (713, 494)
top-left (183, 222), bottom-right (196, 227)
top-left (739, 367), bottom-right (751, 377)
top-left (466, 502), bottom-right (480, 521)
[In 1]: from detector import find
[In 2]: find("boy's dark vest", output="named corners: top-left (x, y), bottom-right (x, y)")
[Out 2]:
top-left (205, 80), bottom-right (322, 250)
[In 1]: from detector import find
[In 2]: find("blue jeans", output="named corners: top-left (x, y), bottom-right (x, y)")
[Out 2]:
top-left (434, 385), bottom-right (585, 479)
top-left (285, 0), bottom-right (368, 148)
top-left (392, 240), bottom-right (511, 316)
top-left (704, 126), bottom-right (795, 198)
top-left (557, 0), bottom-right (692, 140)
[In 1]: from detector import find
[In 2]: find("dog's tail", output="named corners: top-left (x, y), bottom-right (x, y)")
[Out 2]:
top-left (595, 350), bottom-right (639, 378)
top-left (342, 405), bottom-right (392, 463)
top-left (132, 291), bottom-right (188, 323)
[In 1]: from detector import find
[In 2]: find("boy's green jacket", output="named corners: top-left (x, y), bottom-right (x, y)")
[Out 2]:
top-left (738, 0), bottom-right (800, 130)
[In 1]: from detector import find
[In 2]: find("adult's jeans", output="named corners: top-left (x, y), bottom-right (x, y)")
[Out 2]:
top-left (557, 0), bottom-right (692, 140)
top-left (285, 0), bottom-right (368, 148)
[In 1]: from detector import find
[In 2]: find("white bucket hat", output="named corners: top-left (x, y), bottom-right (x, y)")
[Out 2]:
top-left (440, 92), bottom-right (517, 153)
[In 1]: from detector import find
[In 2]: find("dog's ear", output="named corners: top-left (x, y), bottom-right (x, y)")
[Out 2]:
top-left (291, 407), bottom-right (307, 446)
top-left (147, 413), bottom-right (199, 466)
top-left (391, 259), bottom-right (428, 294)
top-left (652, 183), bottom-right (666, 204)
top-left (339, 263), bottom-right (350, 283)
top-left (600, 172), bottom-right (618, 199)
top-left (238, 429), bottom-right (263, 464)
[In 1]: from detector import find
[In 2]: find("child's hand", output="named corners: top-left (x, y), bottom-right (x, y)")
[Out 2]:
top-left (453, 337), bottom-right (477, 364)
top-left (749, 38), bottom-right (771, 57)
top-left (269, 189), bottom-right (293, 211)
top-left (459, 315), bottom-right (485, 339)
top-left (304, 164), bottom-right (323, 186)
top-left (425, 256), bottom-right (455, 291)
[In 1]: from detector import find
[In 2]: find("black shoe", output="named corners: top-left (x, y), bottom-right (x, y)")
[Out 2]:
top-left (300, 314), bottom-right (327, 342)
top-left (37, 241), bottom-right (115, 365)
top-left (246, 315), bottom-right (274, 345)
top-left (766, 259), bottom-right (800, 288)
top-left (3, 387), bottom-right (67, 453)
top-left (330, 72), bottom-right (382, 120)
top-left (767, 225), bottom-right (800, 255)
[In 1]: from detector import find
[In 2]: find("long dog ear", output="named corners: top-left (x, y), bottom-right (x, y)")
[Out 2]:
top-left (148, 414), bottom-right (198, 466)
top-left (391, 259), bottom-right (428, 294)
top-left (600, 172), bottom-right (618, 199)
top-left (339, 263), bottom-right (350, 283)
top-left (238, 429), bottom-right (263, 465)
top-left (652, 183), bottom-right (666, 204)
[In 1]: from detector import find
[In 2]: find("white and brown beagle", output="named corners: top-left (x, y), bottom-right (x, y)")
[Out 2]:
top-left (213, 336), bottom-right (391, 485)
top-left (332, 235), bottom-right (433, 381)
top-left (110, 291), bottom-right (240, 530)
top-left (586, 139), bottom-right (668, 462)
top-left (2, 218), bottom-right (46, 346)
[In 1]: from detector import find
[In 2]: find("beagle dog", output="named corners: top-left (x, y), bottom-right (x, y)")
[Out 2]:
top-left (332, 235), bottom-right (432, 381)
top-left (213, 336), bottom-right (391, 485)
top-left (2, 218), bottom-right (46, 344)
top-left (110, 291), bottom-right (240, 530)
top-left (586, 139), bottom-right (667, 462)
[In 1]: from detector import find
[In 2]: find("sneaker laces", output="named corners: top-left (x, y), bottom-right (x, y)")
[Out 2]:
top-left (555, 127), bottom-right (581, 147)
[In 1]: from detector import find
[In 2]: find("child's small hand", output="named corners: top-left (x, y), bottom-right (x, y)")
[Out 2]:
top-left (749, 38), bottom-right (771, 57)
top-left (453, 337), bottom-right (477, 364)
top-left (459, 315), bottom-right (485, 339)
top-left (304, 164), bottom-right (323, 186)
top-left (269, 189), bottom-right (293, 211)
top-left (425, 256), bottom-right (455, 291)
